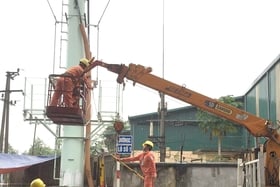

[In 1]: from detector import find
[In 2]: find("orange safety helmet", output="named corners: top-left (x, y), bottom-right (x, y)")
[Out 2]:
top-left (142, 140), bottom-right (154, 148)
top-left (30, 178), bottom-right (46, 187)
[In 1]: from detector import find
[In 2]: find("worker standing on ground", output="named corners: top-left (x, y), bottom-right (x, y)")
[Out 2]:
top-left (117, 140), bottom-right (157, 187)
top-left (30, 178), bottom-right (46, 187)
top-left (50, 58), bottom-right (93, 107)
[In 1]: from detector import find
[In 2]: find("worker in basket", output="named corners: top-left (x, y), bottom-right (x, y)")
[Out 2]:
top-left (30, 178), bottom-right (46, 187)
top-left (117, 140), bottom-right (157, 187)
top-left (50, 58), bottom-right (93, 107)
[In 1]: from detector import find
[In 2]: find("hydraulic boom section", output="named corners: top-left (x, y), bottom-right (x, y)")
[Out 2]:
top-left (97, 61), bottom-right (279, 139)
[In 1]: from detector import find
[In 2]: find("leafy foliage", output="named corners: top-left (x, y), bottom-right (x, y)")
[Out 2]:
top-left (8, 144), bottom-right (18, 154)
top-left (196, 95), bottom-right (243, 157)
top-left (26, 137), bottom-right (55, 155)
top-left (102, 120), bottom-right (130, 153)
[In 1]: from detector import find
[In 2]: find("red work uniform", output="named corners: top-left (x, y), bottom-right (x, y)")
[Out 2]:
top-left (50, 65), bottom-right (90, 107)
top-left (121, 151), bottom-right (157, 187)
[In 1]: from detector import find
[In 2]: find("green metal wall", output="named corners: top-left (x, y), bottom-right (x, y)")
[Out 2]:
top-left (269, 68), bottom-right (277, 123)
top-left (245, 58), bottom-right (280, 146)
top-left (129, 106), bottom-right (244, 152)
top-left (245, 61), bottom-right (278, 123)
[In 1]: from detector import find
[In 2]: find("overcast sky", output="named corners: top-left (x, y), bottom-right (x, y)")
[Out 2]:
top-left (1, 0), bottom-right (280, 153)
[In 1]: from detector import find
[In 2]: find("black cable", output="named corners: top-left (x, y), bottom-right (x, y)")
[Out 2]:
top-left (45, 0), bottom-right (58, 22)
top-left (97, 0), bottom-right (111, 26)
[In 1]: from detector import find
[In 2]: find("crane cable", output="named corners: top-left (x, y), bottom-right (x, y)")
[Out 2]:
top-left (110, 154), bottom-right (144, 180)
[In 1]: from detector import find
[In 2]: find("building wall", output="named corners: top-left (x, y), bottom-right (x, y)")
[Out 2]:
top-left (129, 106), bottom-right (246, 152)
top-left (245, 57), bottom-right (280, 145)
top-left (113, 162), bottom-right (237, 187)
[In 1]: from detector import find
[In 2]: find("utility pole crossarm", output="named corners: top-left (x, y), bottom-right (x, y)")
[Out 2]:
top-left (0, 90), bottom-right (23, 93)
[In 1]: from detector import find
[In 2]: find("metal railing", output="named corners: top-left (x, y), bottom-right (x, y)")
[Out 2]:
top-left (237, 156), bottom-right (264, 187)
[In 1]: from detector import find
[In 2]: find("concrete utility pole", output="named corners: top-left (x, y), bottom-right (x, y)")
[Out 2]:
top-left (159, 92), bottom-right (166, 162)
top-left (0, 69), bottom-right (21, 153)
top-left (159, 0), bottom-right (166, 162)
top-left (59, 0), bottom-right (86, 186)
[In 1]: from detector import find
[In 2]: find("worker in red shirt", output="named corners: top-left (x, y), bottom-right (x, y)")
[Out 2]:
top-left (118, 140), bottom-right (157, 187)
top-left (50, 58), bottom-right (93, 107)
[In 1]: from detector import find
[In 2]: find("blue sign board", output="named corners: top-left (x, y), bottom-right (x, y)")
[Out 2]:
top-left (118, 135), bottom-right (132, 144)
top-left (117, 144), bottom-right (132, 154)
top-left (117, 135), bottom-right (132, 154)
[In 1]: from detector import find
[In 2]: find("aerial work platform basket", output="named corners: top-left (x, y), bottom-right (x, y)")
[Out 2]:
top-left (46, 74), bottom-right (88, 125)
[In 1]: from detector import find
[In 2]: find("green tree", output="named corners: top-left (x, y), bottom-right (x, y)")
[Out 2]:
top-left (90, 140), bottom-right (104, 155)
top-left (103, 121), bottom-right (130, 153)
top-left (196, 95), bottom-right (243, 159)
top-left (27, 138), bottom-right (55, 155)
top-left (8, 144), bottom-right (18, 154)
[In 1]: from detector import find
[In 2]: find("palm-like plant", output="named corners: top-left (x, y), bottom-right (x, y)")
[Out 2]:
top-left (196, 95), bottom-right (243, 159)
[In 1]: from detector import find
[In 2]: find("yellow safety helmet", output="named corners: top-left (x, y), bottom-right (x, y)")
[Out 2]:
top-left (30, 178), bottom-right (46, 187)
top-left (80, 58), bottom-right (90, 67)
top-left (142, 140), bottom-right (154, 148)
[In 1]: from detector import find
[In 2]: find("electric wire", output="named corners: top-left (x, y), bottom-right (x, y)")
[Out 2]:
top-left (97, 0), bottom-right (111, 26)
top-left (45, 0), bottom-right (58, 74)
top-left (90, 0), bottom-right (112, 124)
top-left (46, 0), bottom-right (58, 22)
top-left (94, 0), bottom-right (111, 80)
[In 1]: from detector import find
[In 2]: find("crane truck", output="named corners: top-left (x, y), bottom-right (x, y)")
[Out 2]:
top-left (47, 60), bottom-right (280, 186)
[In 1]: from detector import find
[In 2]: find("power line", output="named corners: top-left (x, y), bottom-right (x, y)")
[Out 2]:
top-left (45, 0), bottom-right (58, 22)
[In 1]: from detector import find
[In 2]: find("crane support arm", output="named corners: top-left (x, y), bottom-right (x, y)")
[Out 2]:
top-left (96, 62), bottom-right (280, 143)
